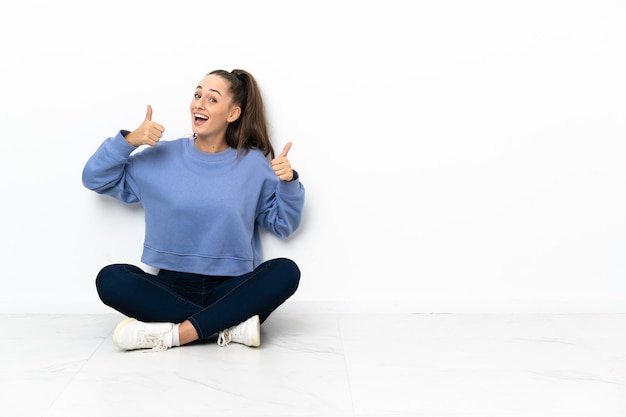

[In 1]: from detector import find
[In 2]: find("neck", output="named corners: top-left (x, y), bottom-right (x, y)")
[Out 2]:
top-left (194, 136), bottom-right (229, 154)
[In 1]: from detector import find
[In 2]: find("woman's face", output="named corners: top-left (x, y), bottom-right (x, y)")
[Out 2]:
top-left (190, 74), bottom-right (241, 139)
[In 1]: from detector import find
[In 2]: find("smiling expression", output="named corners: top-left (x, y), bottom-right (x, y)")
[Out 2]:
top-left (190, 74), bottom-right (241, 141)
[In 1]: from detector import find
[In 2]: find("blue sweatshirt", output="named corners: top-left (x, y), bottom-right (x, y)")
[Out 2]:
top-left (82, 132), bottom-right (305, 276)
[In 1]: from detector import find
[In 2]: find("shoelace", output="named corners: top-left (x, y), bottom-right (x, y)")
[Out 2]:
top-left (141, 330), bottom-right (170, 352)
top-left (217, 329), bottom-right (232, 347)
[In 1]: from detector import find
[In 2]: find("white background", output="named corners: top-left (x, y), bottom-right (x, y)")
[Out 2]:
top-left (1, 0), bottom-right (625, 313)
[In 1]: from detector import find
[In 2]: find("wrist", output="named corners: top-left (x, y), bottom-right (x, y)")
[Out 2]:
top-left (287, 170), bottom-right (299, 182)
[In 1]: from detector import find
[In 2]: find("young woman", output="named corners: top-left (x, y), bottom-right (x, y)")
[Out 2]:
top-left (82, 69), bottom-right (305, 351)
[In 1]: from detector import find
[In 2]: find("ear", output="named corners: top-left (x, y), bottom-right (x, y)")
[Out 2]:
top-left (227, 106), bottom-right (241, 122)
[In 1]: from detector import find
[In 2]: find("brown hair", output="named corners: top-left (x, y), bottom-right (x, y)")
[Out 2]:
top-left (208, 69), bottom-right (275, 159)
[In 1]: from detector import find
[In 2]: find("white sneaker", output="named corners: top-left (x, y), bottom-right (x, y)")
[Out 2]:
top-left (112, 318), bottom-right (175, 351)
top-left (217, 315), bottom-right (261, 347)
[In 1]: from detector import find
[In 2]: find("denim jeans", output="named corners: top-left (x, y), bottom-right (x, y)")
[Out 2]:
top-left (95, 258), bottom-right (300, 339)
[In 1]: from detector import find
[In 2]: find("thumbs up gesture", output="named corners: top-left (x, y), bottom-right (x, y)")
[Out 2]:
top-left (125, 105), bottom-right (165, 147)
top-left (271, 142), bottom-right (295, 181)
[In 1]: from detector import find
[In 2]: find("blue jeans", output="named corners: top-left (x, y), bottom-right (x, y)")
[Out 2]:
top-left (95, 258), bottom-right (300, 339)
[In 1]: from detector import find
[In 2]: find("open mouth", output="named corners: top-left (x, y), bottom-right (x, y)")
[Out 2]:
top-left (194, 113), bottom-right (208, 125)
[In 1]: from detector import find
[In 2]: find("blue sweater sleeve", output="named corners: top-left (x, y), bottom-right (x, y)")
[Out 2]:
top-left (256, 170), bottom-right (305, 238)
top-left (81, 131), bottom-right (141, 204)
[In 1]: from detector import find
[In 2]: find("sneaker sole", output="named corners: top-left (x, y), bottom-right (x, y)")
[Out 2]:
top-left (112, 317), bottom-right (137, 349)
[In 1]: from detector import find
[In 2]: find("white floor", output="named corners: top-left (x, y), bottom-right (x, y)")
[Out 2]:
top-left (2, 309), bottom-right (626, 416)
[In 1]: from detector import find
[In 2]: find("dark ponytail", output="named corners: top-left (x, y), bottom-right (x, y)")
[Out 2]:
top-left (208, 69), bottom-right (274, 159)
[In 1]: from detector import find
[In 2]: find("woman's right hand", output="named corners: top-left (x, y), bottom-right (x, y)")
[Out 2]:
top-left (125, 105), bottom-right (165, 147)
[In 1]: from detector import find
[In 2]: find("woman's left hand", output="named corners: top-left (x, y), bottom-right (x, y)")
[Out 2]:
top-left (271, 142), bottom-right (294, 181)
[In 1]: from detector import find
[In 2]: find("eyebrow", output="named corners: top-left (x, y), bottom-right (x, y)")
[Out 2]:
top-left (196, 86), bottom-right (222, 96)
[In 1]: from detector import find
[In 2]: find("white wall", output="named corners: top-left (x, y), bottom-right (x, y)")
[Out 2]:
top-left (1, 0), bottom-right (625, 314)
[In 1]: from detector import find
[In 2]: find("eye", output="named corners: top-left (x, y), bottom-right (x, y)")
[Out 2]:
top-left (194, 93), bottom-right (201, 99)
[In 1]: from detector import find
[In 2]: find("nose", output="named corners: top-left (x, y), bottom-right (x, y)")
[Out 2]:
top-left (191, 98), bottom-right (204, 111)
